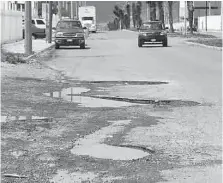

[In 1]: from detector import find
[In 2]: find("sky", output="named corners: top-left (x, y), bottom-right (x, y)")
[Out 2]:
top-left (85, 1), bottom-right (121, 23)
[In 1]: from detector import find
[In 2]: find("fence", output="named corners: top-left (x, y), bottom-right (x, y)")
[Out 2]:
top-left (198, 15), bottom-right (222, 31)
top-left (1, 8), bottom-right (23, 44)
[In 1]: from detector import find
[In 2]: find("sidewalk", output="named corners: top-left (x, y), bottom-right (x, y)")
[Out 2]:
top-left (197, 30), bottom-right (222, 38)
top-left (2, 39), bottom-right (55, 55)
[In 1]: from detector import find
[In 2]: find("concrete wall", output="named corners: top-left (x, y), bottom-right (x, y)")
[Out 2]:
top-left (198, 15), bottom-right (222, 31)
top-left (1, 3), bottom-right (23, 44)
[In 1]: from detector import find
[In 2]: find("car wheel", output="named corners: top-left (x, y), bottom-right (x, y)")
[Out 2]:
top-left (22, 30), bottom-right (25, 39)
top-left (163, 39), bottom-right (168, 47)
top-left (55, 44), bottom-right (60, 49)
top-left (80, 43), bottom-right (85, 49)
top-left (138, 40), bottom-right (143, 47)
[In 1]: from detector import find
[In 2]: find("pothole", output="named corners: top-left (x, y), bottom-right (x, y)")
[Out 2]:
top-left (87, 95), bottom-right (201, 107)
top-left (71, 120), bottom-right (151, 160)
top-left (43, 87), bottom-right (137, 108)
top-left (66, 80), bottom-right (169, 85)
top-left (14, 77), bottom-right (44, 82)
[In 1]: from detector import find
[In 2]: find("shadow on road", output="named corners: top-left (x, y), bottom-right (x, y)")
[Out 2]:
top-left (57, 46), bottom-right (91, 50)
top-left (141, 45), bottom-right (172, 48)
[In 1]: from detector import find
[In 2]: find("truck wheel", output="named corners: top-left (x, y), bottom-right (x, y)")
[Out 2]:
top-left (163, 39), bottom-right (168, 47)
top-left (80, 43), bottom-right (85, 49)
top-left (138, 40), bottom-right (143, 47)
top-left (55, 44), bottom-right (60, 49)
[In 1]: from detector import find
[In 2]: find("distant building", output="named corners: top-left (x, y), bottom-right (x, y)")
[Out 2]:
top-left (139, 1), bottom-right (221, 26)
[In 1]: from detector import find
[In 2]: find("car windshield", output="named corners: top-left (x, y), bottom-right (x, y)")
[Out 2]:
top-left (57, 21), bottom-right (82, 29)
top-left (82, 17), bottom-right (93, 21)
top-left (36, 20), bottom-right (45, 25)
top-left (140, 22), bottom-right (163, 30)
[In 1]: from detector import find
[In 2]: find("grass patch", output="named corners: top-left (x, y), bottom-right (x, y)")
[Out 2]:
top-left (187, 38), bottom-right (222, 47)
top-left (1, 49), bottom-right (31, 64)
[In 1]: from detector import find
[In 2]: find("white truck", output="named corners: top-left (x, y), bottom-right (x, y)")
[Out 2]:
top-left (78, 6), bottom-right (97, 33)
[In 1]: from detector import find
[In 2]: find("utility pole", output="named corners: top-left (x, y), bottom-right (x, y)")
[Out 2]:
top-left (45, 1), bottom-right (49, 43)
top-left (205, 1), bottom-right (208, 31)
top-left (25, 1), bottom-right (32, 55)
top-left (48, 1), bottom-right (52, 43)
top-left (184, 1), bottom-right (187, 35)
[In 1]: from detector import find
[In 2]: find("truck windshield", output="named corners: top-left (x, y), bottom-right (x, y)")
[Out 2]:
top-left (140, 22), bottom-right (163, 30)
top-left (82, 17), bottom-right (93, 21)
top-left (57, 21), bottom-right (82, 29)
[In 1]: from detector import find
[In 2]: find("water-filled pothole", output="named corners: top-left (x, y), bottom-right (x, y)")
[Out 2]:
top-left (86, 95), bottom-right (201, 107)
top-left (71, 120), bottom-right (151, 160)
top-left (66, 80), bottom-right (169, 85)
top-left (43, 87), bottom-right (137, 108)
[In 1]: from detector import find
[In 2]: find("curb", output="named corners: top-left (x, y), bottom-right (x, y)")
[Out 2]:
top-left (185, 41), bottom-right (222, 51)
top-left (24, 43), bottom-right (55, 61)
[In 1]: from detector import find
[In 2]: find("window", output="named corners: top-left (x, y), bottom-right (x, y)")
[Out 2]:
top-left (140, 22), bottom-right (163, 30)
top-left (57, 21), bottom-right (82, 29)
top-left (82, 17), bottom-right (93, 21)
top-left (32, 20), bottom-right (35, 24)
top-left (36, 20), bottom-right (45, 25)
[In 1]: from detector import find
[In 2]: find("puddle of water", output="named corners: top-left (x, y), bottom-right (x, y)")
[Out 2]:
top-left (1, 115), bottom-right (51, 123)
top-left (71, 120), bottom-right (150, 160)
top-left (44, 87), bottom-right (90, 97)
top-left (73, 143), bottom-right (149, 161)
top-left (44, 87), bottom-right (136, 108)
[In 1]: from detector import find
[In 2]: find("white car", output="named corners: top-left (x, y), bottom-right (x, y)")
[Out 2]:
top-left (22, 18), bottom-right (46, 39)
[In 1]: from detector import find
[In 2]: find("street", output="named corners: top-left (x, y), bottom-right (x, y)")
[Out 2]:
top-left (47, 31), bottom-right (222, 182)
top-left (47, 30), bottom-right (221, 104)
top-left (1, 31), bottom-right (222, 183)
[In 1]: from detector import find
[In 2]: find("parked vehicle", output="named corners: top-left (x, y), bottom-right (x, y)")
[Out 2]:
top-left (22, 18), bottom-right (46, 39)
top-left (78, 6), bottom-right (97, 33)
top-left (54, 19), bottom-right (86, 49)
top-left (138, 21), bottom-right (168, 47)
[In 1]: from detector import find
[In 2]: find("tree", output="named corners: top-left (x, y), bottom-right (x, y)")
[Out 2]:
top-left (132, 3), bottom-right (137, 28)
top-left (150, 1), bottom-right (156, 21)
top-left (168, 1), bottom-right (174, 33)
top-left (157, 1), bottom-right (165, 28)
top-left (126, 3), bottom-right (131, 28)
top-left (187, 1), bottom-right (194, 34)
top-left (113, 5), bottom-right (124, 29)
top-left (52, 1), bottom-right (58, 15)
top-left (136, 1), bottom-right (142, 27)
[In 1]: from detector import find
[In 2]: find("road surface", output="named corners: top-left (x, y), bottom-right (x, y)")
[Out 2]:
top-left (45, 31), bottom-right (222, 182)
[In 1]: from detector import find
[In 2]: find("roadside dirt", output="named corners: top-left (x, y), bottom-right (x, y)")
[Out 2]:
top-left (1, 48), bottom-right (222, 183)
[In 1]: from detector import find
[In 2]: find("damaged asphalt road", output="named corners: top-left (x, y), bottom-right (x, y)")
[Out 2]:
top-left (1, 31), bottom-right (222, 183)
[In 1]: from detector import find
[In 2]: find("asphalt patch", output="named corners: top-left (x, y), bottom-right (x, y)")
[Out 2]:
top-left (85, 95), bottom-right (201, 107)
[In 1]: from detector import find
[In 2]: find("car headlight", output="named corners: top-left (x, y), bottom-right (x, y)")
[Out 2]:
top-left (76, 33), bottom-right (85, 37)
top-left (140, 32), bottom-right (147, 36)
top-left (56, 32), bottom-right (63, 37)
